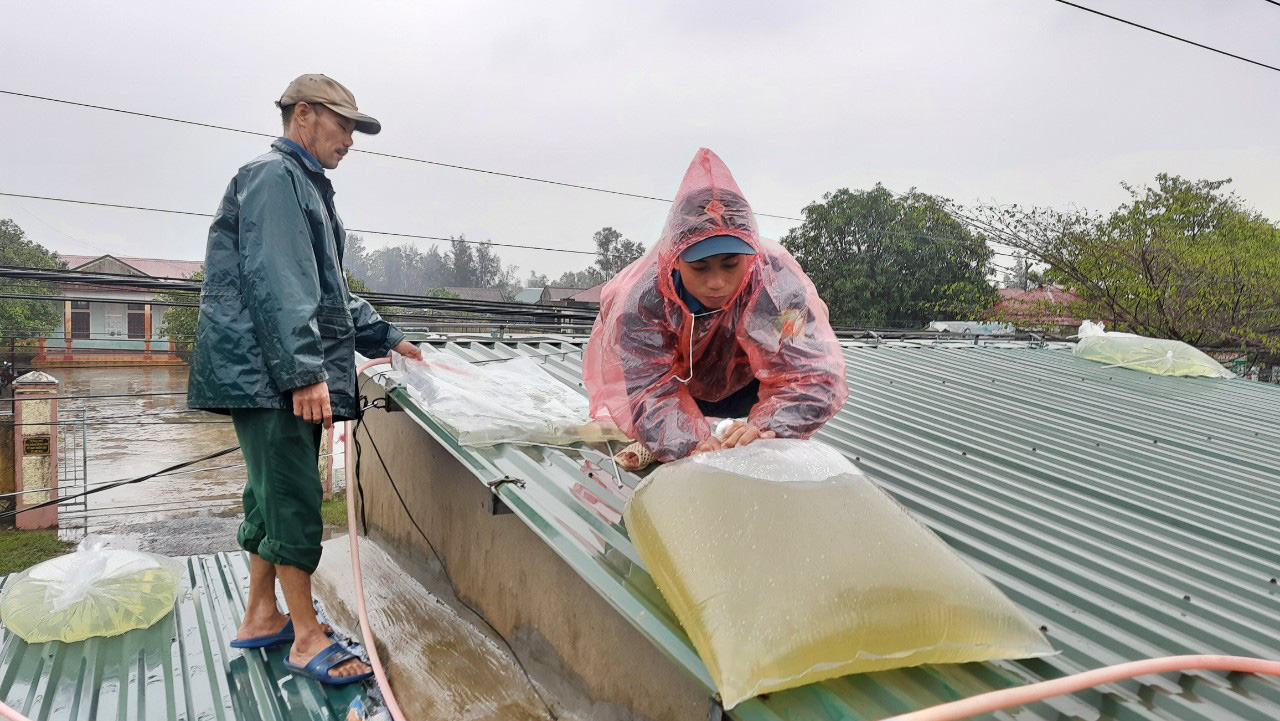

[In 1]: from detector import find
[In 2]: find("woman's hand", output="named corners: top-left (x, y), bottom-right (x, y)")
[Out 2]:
top-left (691, 436), bottom-right (723, 456)
top-left (720, 421), bottom-right (776, 449)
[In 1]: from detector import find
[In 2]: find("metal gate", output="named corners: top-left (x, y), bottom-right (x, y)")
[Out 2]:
top-left (56, 408), bottom-right (89, 537)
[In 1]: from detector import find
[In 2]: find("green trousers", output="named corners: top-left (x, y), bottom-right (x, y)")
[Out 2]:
top-left (231, 408), bottom-right (324, 574)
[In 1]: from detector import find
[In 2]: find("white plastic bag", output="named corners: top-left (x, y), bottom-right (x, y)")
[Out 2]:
top-left (1073, 320), bottom-right (1234, 378)
top-left (390, 351), bottom-right (626, 446)
top-left (0, 536), bottom-right (183, 643)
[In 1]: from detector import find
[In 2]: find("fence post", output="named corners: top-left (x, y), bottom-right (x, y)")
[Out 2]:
top-left (13, 371), bottom-right (60, 530)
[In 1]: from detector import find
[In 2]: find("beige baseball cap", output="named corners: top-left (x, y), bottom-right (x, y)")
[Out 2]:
top-left (277, 74), bottom-right (381, 135)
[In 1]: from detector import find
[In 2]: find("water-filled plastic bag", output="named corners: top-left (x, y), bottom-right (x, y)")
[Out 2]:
top-left (1073, 320), bottom-right (1232, 378)
top-left (390, 351), bottom-right (626, 446)
top-left (0, 538), bottom-right (181, 643)
top-left (624, 440), bottom-right (1054, 708)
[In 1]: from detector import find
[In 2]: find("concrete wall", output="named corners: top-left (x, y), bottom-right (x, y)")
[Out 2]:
top-left (355, 385), bottom-right (710, 721)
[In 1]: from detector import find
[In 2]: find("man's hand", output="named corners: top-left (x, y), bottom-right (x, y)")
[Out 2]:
top-left (720, 421), bottom-right (777, 449)
top-left (393, 340), bottom-right (422, 361)
top-left (292, 381), bottom-right (333, 429)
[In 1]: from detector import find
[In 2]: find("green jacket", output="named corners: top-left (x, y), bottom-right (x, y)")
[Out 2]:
top-left (187, 139), bottom-right (404, 420)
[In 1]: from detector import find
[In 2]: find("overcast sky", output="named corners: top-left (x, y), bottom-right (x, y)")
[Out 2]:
top-left (3, 0), bottom-right (1277, 283)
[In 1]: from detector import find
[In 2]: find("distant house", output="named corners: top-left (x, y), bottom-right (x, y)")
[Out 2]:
top-left (37, 254), bottom-right (203, 366)
top-left (990, 286), bottom-right (1083, 335)
top-left (539, 286), bottom-right (586, 305)
top-left (566, 282), bottom-right (605, 308)
top-left (439, 287), bottom-right (507, 303)
top-left (513, 287), bottom-right (544, 304)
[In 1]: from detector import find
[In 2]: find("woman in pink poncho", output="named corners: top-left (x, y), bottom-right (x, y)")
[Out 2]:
top-left (583, 148), bottom-right (848, 468)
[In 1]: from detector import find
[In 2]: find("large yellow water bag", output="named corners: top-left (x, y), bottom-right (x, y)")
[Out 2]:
top-left (624, 439), bottom-right (1054, 709)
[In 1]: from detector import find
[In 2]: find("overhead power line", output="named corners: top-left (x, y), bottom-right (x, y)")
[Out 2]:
top-left (0, 191), bottom-right (1026, 264)
top-left (1048, 0), bottom-right (1280, 74)
top-left (0, 191), bottom-right (597, 256)
top-left (0, 89), bottom-right (802, 221)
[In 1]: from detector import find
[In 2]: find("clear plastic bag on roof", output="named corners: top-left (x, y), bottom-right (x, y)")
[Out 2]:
top-left (0, 536), bottom-right (182, 643)
top-left (624, 439), bottom-right (1054, 709)
top-left (390, 351), bottom-right (627, 446)
top-left (1074, 321), bottom-right (1234, 378)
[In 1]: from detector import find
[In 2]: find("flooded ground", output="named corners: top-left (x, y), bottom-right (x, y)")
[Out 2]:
top-left (48, 366), bottom-right (344, 554)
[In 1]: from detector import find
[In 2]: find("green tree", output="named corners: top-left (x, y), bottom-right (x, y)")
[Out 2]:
top-left (343, 233), bottom-right (372, 284)
top-left (1000, 254), bottom-right (1046, 291)
top-left (345, 272), bottom-right (373, 294)
top-left (553, 226), bottom-right (646, 289)
top-left (554, 268), bottom-right (603, 289)
top-left (970, 174), bottom-right (1280, 353)
top-left (782, 186), bottom-right (997, 327)
top-left (0, 219), bottom-right (66, 338)
top-left (593, 227), bottom-right (645, 279)
top-left (157, 270), bottom-right (203, 349)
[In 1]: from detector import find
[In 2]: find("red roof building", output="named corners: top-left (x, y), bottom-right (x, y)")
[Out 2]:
top-left (990, 286), bottom-right (1083, 333)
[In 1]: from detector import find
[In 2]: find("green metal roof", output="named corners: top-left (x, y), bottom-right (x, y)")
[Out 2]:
top-left (383, 335), bottom-right (1280, 721)
top-left (0, 552), bottom-right (365, 721)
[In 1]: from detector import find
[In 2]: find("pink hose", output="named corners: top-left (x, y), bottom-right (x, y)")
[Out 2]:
top-left (884, 655), bottom-right (1280, 721)
top-left (346, 357), bottom-right (408, 721)
top-left (0, 701), bottom-right (31, 721)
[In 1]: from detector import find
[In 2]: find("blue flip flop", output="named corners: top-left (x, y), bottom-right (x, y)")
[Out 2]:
top-left (230, 619), bottom-right (294, 649)
top-left (283, 641), bottom-right (373, 686)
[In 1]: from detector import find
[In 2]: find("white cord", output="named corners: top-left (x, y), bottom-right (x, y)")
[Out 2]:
top-left (673, 309), bottom-right (724, 384)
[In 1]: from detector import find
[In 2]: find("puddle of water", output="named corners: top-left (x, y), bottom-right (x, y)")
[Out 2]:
top-left (312, 535), bottom-right (552, 721)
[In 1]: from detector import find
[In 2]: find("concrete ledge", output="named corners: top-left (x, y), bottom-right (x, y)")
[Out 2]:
top-left (353, 383), bottom-right (709, 721)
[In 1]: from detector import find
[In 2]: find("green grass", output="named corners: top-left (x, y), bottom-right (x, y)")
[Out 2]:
top-left (0, 530), bottom-right (75, 576)
top-left (320, 492), bottom-right (347, 527)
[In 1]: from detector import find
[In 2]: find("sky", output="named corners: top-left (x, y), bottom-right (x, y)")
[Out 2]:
top-left (2, 0), bottom-right (1278, 284)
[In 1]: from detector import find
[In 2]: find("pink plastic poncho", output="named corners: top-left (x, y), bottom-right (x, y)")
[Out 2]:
top-left (583, 148), bottom-right (848, 461)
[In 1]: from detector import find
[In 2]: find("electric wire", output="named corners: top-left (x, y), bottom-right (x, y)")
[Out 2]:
top-left (1048, 0), bottom-right (1280, 73)
top-left (1, 391), bottom-right (188, 402)
top-left (0, 445), bottom-right (240, 521)
top-left (0, 191), bottom-right (1026, 263)
top-left (1, 419), bottom-right (231, 426)
top-left (0, 192), bottom-right (598, 256)
top-left (0, 90), bottom-right (800, 221)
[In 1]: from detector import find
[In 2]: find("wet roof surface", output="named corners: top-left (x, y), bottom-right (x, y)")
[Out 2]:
top-left (0, 551), bottom-right (365, 721)
top-left (385, 335), bottom-right (1280, 721)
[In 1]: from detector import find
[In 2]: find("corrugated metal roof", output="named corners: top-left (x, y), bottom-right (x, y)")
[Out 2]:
top-left (381, 336), bottom-right (1280, 720)
top-left (0, 552), bottom-right (365, 721)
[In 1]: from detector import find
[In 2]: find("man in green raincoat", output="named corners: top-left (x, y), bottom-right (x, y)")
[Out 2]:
top-left (188, 74), bottom-right (421, 685)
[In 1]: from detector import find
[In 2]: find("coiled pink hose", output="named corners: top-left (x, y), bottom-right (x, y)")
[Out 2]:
top-left (883, 655), bottom-right (1280, 721)
top-left (346, 357), bottom-right (408, 721)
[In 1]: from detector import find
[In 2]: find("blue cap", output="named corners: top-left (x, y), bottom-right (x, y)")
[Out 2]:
top-left (679, 234), bottom-right (755, 262)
